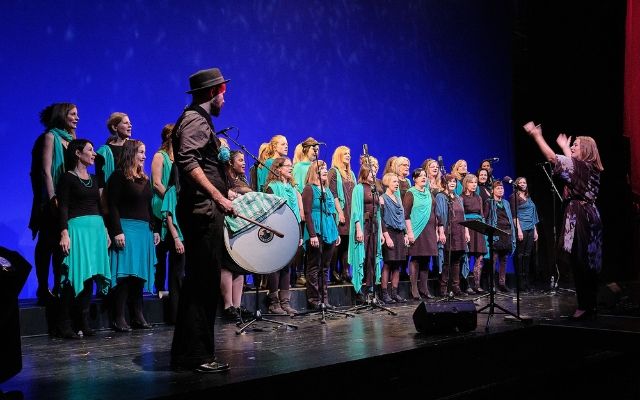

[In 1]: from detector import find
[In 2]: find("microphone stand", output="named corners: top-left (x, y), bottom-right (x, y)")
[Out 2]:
top-left (218, 128), bottom-right (281, 182)
top-left (538, 163), bottom-right (574, 295)
top-left (346, 145), bottom-right (396, 316)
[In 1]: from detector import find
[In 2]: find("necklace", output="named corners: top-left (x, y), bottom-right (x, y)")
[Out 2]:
top-left (73, 169), bottom-right (92, 188)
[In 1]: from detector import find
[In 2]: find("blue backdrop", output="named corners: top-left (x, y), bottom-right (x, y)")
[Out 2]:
top-left (0, 0), bottom-right (513, 298)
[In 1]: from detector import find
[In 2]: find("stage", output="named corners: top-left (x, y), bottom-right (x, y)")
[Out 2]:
top-left (3, 285), bottom-right (640, 399)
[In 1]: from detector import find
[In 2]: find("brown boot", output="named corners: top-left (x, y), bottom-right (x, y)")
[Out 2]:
top-left (267, 292), bottom-right (286, 315)
top-left (278, 290), bottom-right (298, 315)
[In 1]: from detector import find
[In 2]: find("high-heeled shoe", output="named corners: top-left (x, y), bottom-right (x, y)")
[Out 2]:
top-left (419, 291), bottom-right (435, 300)
top-left (112, 322), bottom-right (132, 332)
top-left (570, 309), bottom-right (597, 321)
top-left (131, 320), bottom-right (153, 329)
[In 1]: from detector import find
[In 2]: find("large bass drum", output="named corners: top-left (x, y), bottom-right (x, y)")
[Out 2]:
top-left (223, 203), bottom-right (300, 275)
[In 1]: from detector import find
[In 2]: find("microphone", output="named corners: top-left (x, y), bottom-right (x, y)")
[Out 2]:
top-left (363, 144), bottom-right (368, 155)
top-left (502, 176), bottom-right (514, 185)
top-left (484, 157), bottom-right (500, 163)
top-left (215, 126), bottom-right (235, 136)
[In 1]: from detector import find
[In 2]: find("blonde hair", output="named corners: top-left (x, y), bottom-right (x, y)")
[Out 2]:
top-left (382, 172), bottom-right (398, 187)
top-left (576, 136), bottom-right (604, 172)
top-left (391, 156), bottom-right (410, 177)
top-left (330, 146), bottom-right (353, 181)
top-left (265, 134), bottom-right (287, 159)
top-left (383, 156), bottom-right (397, 175)
top-left (421, 158), bottom-right (443, 191)
top-left (257, 142), bottom-right (269, 163)
top-left (292, 143), bottom-right (304, 164)
top-left (451, 159), bottom-right (467, 181)
top-left (106, 112), bottom-right (128, 143)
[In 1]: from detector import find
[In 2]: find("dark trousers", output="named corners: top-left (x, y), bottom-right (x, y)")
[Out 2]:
top-left (171, 212), bottom-right (223, 368)
top-left (34, 208), bottom-right (62, 296)
top-left (515, 229), bottom-right (535, 288)
top-left (155, 236), bottom-right (186, 323)
top-left (330, 234), bottom-right (350, 278)
top-left (568, 253), bottom-right (598, 312)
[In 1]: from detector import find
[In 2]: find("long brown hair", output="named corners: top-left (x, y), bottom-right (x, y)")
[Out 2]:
top-left (158, 123), bottom-right (174, 160)
top-left (39, 102), bottom-right (78, 137)
top-left (576, 136), bottom-right (604, 172)
top-left (305, 160), bottom-right (327, 185)
top-left (265, 157), bottom-right (295, 187)
top-left (117, 139), bottom-right (148, 181)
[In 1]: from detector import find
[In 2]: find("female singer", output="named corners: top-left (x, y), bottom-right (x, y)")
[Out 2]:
top-left (302, 161), bottom-right (340, 309)
top-left (380, 173), bottom-right (408, 303)
top-left (451, 159), bottom-right (468, 195)
top-left (484, 180), bottom-right (516, 292)
top-left (30, 103), bottom-right (78, 304)
top-left (348, 163), bottom-right (383, 302)
top-left (256, 134), bottom-right (288, 192)
top-left (328, 146), bottom-right (356, 284)
top-left (436, 174), bottom-right (470, 296)
top-left (219, 150), bottom-right (253, 322)
top-left (524, 122), bottom-right (603, 319)
top-left (421, 158), bottom-right (443, 193)
top-left (391, 156), bottom-right (412, 199)
top-left (404, 168), bottom-right (438, 300)
top-left (510, 177), bottom-right (539, 292)
top-left (476, 168), bottom-right (492, 203)
top-left (265, 157), bottom-right (304, 315)
top-left (462, 173), bottom-right (487, 294)
top-left (57, 139), bottom-right (110, 338)
top-left (151, 123), bottom-right (185, 324)
top-left (96, 112), bottom-right (132, 191)
top-left (107, 140), bottom-right (160, 331)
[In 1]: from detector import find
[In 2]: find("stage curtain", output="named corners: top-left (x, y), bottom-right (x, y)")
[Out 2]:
top-left (625, 0), bottom-right (640, 198)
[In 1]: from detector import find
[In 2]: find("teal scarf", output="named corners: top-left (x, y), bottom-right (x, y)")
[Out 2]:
top-left (407, 186), bottom-right (431, 239)
top-left (268, 181), bottom-right (301, 222)
top-left (333, 166), bottom-right (356, 209)
top-left (96, 145), bottom-right (115, 184)
top-left (292, 161), bottom-right (311, 193)
top-left (348, 183), bottom-right (382, 294)
top-left (49, 128), bottom-right (73, 189)
top-left (161, 185), bottom-right (183, 241)
top-left (151, 150), bottom-right (172, 219)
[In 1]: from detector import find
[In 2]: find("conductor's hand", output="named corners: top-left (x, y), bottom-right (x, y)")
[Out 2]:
top-left (556, 133), bottom-right (572, 150)
top-left (523, 121), bottom-right (541, 137)
top-left (310, 236), bottom-right (320, 248)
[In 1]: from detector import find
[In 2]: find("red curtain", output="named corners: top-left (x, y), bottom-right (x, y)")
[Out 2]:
top-left (625, 0), bottom-right (640, 197)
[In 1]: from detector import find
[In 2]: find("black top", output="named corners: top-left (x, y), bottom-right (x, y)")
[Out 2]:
top-left (172, 106), bottom-right (229, 216)
top-left (107, 170), bottom-right (153, 236)
top-left (57, 172), bottom-right (101, 230)
top-left (95, 144), bottom-right (125, 188)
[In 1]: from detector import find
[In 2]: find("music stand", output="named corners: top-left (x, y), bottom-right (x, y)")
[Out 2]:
top-left (459, 220), bottom-right (524, 330)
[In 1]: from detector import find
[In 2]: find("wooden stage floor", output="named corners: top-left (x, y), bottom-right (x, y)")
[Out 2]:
top-left (3, 288), bottom-right (640, 399)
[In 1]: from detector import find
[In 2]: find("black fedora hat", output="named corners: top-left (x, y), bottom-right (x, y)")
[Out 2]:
top-left (186, 68), bottom-right (230, 94)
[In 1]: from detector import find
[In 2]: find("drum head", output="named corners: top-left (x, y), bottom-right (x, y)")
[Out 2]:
top-left (224, 203), bottom-right (300, 274)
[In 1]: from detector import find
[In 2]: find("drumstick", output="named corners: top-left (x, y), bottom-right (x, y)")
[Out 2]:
top-left (233, 213), bottom-right (285, 238)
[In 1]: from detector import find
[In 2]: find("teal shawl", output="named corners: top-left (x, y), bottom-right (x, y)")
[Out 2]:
top-left (348, 183), bottom-right (382, 294)
top-left (486, 198), bottom-right (516, 256)
top-left (332, 167), bottom-right (356, 209)
top-left (257, 158), bottom-right (275, 192)
top-left (49, 128), bottom-right (73, 190)
top-left (268, 180), bottom-right (301, 222)
top-left (152, 150), bottom-right (172, 220)
top-left (96, 144), bottom-right (115, 184)
top-left (292, 161), bottom-right (311, 193)
top-left (407, 186), bottom-right (431, 239)
top-left (160, 185), bottom-right (183, 241)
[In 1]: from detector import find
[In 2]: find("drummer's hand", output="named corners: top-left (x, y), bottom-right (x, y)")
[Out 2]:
top-left (298, 239), bottom-right (303, 247)
top-left (310, 236), bottom-right (319, 248)
top-left (216, 196), bottom-right (236, 215)
top-left (228, 190), bottom-right (239, 201)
